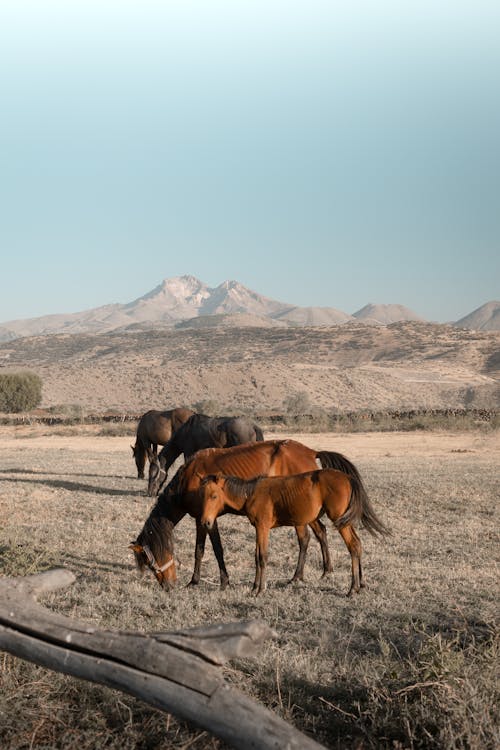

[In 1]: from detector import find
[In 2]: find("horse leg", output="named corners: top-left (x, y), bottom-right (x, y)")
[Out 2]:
top-left (136, 440), bottom-right (147, 479)
top-left (309, 518), bottom-right (333, 577)
top-left (187, 520), bottom-right (208, 587)
top-left (253, 525), bottom-right (269, 595)
top-left (288, 525), bottom-right (310, 584)
top-left (207, 520), bottom-right (230, 590)
top-left (337, 525), bottom-right (362, 596)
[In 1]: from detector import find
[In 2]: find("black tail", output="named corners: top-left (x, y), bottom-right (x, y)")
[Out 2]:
top-left (316, 451), bottom-right (362, 482)
top-left (336, 473), bottom-right (391, 537)
top-left (254, 424), bottom-right (265, 441)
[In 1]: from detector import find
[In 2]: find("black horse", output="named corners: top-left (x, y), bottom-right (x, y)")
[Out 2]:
top-left (147, 413), bottom-right (264, 496)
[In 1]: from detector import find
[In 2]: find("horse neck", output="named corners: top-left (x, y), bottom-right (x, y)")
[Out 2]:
top-left (159, 441), bottom-right (181, 471)
top-left (222, 477), bottom-right (257, 512)
top-left (140, 512), bottom-right (175, 563)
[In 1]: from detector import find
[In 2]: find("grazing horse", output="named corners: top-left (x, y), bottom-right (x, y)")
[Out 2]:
top-left (147, 413), bottom-right (264, 496)
top-left (131, 439), bottom-right (366, 589)
top-left (131, 407), bottom-right (194, 479)
top-left (200, 469), bottom-right (390, 596)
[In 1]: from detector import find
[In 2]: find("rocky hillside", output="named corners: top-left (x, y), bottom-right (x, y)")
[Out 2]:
top-left (0, 321), bottom-right (498, 414)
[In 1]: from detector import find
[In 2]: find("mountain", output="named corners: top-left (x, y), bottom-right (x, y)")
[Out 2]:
top-left (0, 277), bottom-right (293, 342)
top-left (0, 276), bottom-right (496, 342)
top-left (454, 301), bottom-right (500, 331)
top-left (0, 276), bottom-right (344, 341)
top-left (353, 304), bottom-right (424, 325)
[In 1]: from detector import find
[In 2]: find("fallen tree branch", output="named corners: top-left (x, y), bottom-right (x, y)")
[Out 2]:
top-left (0, 569), bottom-right (324, 749)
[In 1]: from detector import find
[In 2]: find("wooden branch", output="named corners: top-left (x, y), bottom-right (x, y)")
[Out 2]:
top-left (0, 569), bottom-right (325, 749)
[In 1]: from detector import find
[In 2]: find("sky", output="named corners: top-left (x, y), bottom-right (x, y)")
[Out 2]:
top-left (0, 0), bottom-right (499, 323)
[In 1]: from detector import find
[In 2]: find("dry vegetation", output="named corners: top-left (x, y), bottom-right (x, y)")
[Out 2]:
top-left (0, 321), bottom-right (498, 414)
top-left (0, 426), bottom-right (498, 749)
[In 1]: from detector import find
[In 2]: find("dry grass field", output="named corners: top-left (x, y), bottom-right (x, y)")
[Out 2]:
top-left (0, 425), bottom-right (499, 749)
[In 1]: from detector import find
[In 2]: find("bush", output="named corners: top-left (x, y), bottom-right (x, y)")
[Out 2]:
top-left (192, 399), bottom-right (221, 416)
top-left (283, 390), bottom-right (311, 415)
top-left (0, 372), bottom-right (42, 413)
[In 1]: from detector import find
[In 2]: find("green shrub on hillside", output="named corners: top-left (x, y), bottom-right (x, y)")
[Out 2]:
top-left (0, 372), bottom-right (42, 413)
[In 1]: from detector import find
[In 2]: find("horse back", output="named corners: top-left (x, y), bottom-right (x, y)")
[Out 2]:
top-left (181, 440), bottom-right (285, 483)
top-left (269, 440), bottom-right (318, 476)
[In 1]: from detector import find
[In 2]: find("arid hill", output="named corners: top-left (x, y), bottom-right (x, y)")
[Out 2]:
top-left (0, 321), bottom-right (498, 414)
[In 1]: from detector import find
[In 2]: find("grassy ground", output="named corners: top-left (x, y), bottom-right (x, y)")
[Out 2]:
top-left (0, 428), bottom-right (498, 749)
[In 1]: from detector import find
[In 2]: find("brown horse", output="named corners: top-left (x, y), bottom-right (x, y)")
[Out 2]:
top-left (131, 407), bottom-right (194, 478)
top-left (200, 469), bottom-right (390, 595)
top-left (131, 439), bottom-right (367, 589)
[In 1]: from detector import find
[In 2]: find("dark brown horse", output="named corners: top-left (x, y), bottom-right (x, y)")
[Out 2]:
top-left (131, 407), bottom-right (194, 479)
top-left (131, 439), bottom-right (367, 589)
top-left (200, 469), bottom-right (390, 595)
top-left (147, 413), bottom-right (264, 496)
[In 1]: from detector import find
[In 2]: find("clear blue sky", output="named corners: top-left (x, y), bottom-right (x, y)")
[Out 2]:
top-left (1, 1), bottom-right (499, 323)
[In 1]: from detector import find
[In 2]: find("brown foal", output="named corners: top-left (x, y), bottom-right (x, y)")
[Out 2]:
top-left (200, 469), bottom-right (390, 596)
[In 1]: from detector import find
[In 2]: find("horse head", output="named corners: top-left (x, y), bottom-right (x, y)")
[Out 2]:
top-left (199, 473), bottom-right (227, 530)
top-left (129, 540), bottom-right (177, 590)
top-left (131, 443), bottom-right (146, 479)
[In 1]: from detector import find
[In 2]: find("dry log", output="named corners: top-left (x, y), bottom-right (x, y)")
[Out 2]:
top-left (0, 569), bottom-right (325, 749)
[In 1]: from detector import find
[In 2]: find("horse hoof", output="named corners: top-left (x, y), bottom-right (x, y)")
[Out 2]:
top-left (346, 587), bottom-right (361, 597)
top-left (186, 580), bottom-right (199, 588)
top-left (220, 580), bottom-right (230, 591)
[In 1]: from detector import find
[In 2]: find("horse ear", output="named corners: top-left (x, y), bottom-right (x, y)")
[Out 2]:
top-left (203, 473), bottom-right (222, 484)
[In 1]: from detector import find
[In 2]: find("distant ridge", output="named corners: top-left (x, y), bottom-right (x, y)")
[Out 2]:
top-left (353, 304), bottom-right (424, 325)
top-left (0, 275), bottom-right (496, 342)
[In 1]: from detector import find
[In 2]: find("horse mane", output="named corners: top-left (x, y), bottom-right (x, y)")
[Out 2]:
top-left (136, 489), bottom-right (176, 565)
top-left (222, 475), bottom-right (264, 500)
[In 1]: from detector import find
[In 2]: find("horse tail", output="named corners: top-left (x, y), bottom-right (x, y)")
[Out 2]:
top-left (335, 474), bottom-right (391, 537)
top-left (254, 424), bottom-right (265, 441)
top-left (316, 451), bottom-right (362, 482)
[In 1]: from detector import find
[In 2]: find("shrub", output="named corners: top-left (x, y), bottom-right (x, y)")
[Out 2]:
top-left (192, 399), bottom-right (221, 416)
top-left (283, 390), bottom-right (311, 415)
top-left (0, 372), bottom-right (42, 413)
